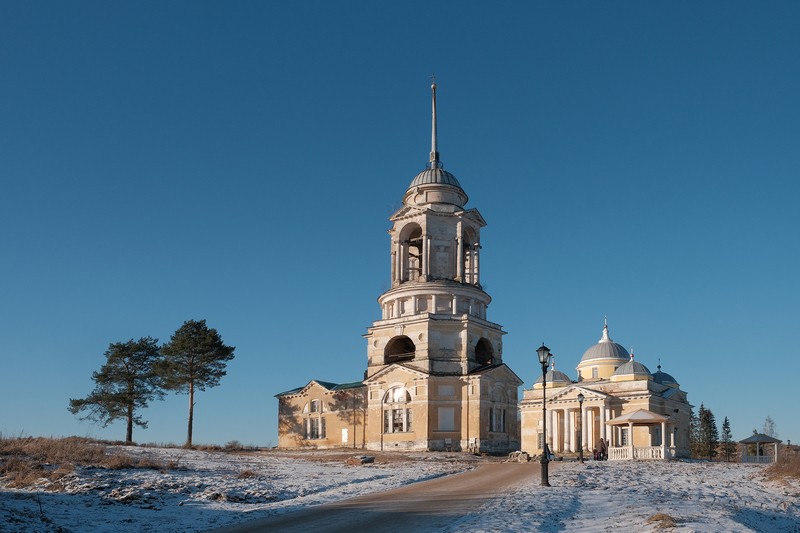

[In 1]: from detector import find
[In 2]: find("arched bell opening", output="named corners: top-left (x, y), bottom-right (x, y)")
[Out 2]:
top-left (384, 335), bottom-right (416, 364)
top-left (461, 227), bottom-right (479, 285)
top-left (475, 337), bottom-right (494, 366)
top-left (398, 223), bottom-right (424, 282)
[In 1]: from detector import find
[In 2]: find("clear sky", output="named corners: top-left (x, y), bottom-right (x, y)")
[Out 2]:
top-left (2, 2), bottom-right (798, 447)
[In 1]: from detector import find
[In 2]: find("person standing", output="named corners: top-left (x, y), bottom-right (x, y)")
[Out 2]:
top-left (599, 438), bottom-right (607, 460)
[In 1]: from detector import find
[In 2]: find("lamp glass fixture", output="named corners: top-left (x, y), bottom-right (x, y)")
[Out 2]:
top-left (536, 344), bottom-right (551, 366)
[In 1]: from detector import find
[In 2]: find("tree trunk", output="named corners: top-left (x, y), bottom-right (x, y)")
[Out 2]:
top-left (126, 403), bottom-right (134, 444)
top-left (186, 380), bottom-right (194, 448)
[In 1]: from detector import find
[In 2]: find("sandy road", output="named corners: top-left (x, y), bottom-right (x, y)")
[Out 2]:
top-left (209, 461), bottom-right (542, 532)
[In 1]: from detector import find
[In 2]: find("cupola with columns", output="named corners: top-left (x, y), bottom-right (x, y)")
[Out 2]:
top-left (364, 83), bottom-right (504, 378)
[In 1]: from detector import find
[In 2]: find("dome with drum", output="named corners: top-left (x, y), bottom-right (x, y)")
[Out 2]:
top-left (577, 320), bottom-right (632, 381)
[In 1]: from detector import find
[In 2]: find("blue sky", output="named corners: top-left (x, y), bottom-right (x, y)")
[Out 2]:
top-left (2, 2), bottom-right (798, 447)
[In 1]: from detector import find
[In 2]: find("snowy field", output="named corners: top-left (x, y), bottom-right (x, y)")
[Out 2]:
top-left (457, 459), bottom-right (800, 532)
top-left (1, 446), bottom-right (799, 532)
top-left (0, 446), bottom-right (478, 532)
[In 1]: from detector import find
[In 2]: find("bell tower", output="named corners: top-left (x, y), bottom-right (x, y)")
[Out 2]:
top-left (364, 83), bottom-right (506, 377)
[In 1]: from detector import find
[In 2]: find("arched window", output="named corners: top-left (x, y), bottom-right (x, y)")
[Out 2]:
top-left (384, 335), bottom-right (415, 364)
top-left (383, 387), bottom-right (412, 433)
top-left (475, 338), bottom-right (494, 365)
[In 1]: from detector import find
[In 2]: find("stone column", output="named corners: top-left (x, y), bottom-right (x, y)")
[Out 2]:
top-left (399, 241), bottom-right (407, 281)
top-left (421, 233), bottom-right (428, 278)
top-left (582, 405), bottom-right (588, 451)
top-left (432, 294), bottom-right (438, 314)
top-left (452, 295), bottom-right (458, 315)
top-left (456, 223), bottom-right (464, 280)
top-left (600, 406), bottom-right (607, 441)
top-left (474, 244), bottom-right (481, 285)
top-left (628, 422), bottom-right (634, 458)
top-left (661, 421), bottom-right (667, 459)
top-left (568, 410), bottom-right (575, 452)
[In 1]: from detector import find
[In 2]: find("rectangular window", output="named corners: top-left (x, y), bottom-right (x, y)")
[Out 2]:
top-left (592, 367), bottom-right (599, 379)
top-left (384, 408), bottom-right (412, 433)
top-left (438, 407), bottom-right (455, 431)
top-left (305, 417), bottom-right (325, 440)
top-left (392, 408), bottom-right (404, 432)
top-left (310, 400), bottom-right (321, 413)
top-left (621, 428), bottom-right (629, 446)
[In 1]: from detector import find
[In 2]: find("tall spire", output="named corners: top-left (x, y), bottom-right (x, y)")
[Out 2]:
top-left (429, 79), bottom-right (441, 169)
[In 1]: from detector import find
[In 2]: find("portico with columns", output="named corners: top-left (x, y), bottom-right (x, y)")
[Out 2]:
top-left (520, 321), bottom-right (691, 460)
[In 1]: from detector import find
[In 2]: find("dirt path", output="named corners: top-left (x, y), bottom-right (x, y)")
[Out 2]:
top-left (209, 462), bottom-right (543, 532)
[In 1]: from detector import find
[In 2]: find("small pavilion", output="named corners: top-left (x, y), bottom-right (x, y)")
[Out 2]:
top-left (739, 433), bottom-right (781, 464)
top-left (606, 409), bottom-right (676, 460)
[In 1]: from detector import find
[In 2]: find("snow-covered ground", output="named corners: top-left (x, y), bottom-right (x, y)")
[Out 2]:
top-left (0, 446), bottom-right (478, 532)
top-left (1, 447), bottom-right (799, 532)
top-left (457, 459), bottom-right (800, 532)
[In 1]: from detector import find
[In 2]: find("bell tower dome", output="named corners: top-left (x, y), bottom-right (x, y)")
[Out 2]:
top-left (364, 83), bottom-right (505, 377)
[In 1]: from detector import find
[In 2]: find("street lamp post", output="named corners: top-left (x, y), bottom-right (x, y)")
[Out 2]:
top-left (537, 343), bottom-right (552, 487)
top-left (577, 392), bottom-right (585, 464)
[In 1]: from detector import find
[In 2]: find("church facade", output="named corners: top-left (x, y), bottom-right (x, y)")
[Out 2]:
top-left (519, 321), bottom-right (691, 460)
top-left (276, 86), bottom-right (691, 459)
top-left (276, 83), bottom-right (522, 453)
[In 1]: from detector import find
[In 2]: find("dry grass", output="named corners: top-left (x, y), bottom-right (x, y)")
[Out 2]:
top-left (0, 436), bottom-right (177, 488)
top-left (646, 513), bottom-right (677, 528)
top-left (237, 469), bottom-right (257, 479)
top-left (765, 447), bottom-right (800, 480)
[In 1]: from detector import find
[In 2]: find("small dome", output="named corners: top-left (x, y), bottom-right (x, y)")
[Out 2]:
top-left (652, 365), bottom-right (679, 387)
top-left (613, 359), bottom-right (652, 378)
top-left (408, 167), bottom-right (463, 189)
top-left (535, 368), bottom-right (572, 386)
top-left (580, 322), bottom-right (630, 364)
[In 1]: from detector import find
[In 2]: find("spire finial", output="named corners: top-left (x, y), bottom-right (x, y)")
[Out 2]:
top-left (599, 317), bottom-right (612, 343)
top-left (658, 357), bottom-right (661, 371)
top-left (429, 76), bottom-right (440, 169)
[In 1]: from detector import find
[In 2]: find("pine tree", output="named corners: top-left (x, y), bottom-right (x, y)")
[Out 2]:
top-left (698, 404), bottom-right (719, 461)
top-left (689, 406), bottom-right (702, 458)
top-left (721, 416), bottom-right (736, 462)
top-left (69, 337), bottom-right (163, 443)
top-left (158, 319), bottom-right (235, 448)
